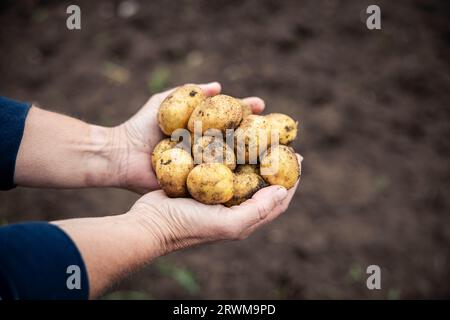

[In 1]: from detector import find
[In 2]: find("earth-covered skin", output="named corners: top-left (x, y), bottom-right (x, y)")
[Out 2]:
top-left (225, 171), bottom-right (268, 207)
top-left (260, 145), bottom-right (300, 189)
top-left (151, 138), bottom-right (178, 170)
top-left (187, 163), bottom-right (234, 204)
top-left (235, 164), bottom-right (260, 175)
top-left (188, 94), bottom-right (243, 134)
top-left (155, 148), bottom-right (194, 197)
top-left (239, 99), bottom-right (253, 121)
top-left (158, 85), bottom-right (205, 135)
top-left (234, 115), bottom-right (271, 163)
top-left (192, 135), bottom-right (236, 170)
top-left (265, 113), bottom-right (298, 145)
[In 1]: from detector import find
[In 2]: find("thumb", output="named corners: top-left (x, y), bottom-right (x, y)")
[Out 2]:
top-left (230, 185), bottom-right (288, 229)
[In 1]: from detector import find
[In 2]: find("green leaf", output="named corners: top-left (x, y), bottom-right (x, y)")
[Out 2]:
top-left (348, 264), bottom-right (363, 282)
top-left (156, 259), bottom-right (200, 295)
top-left (148, 68), bottom-right (171, 94)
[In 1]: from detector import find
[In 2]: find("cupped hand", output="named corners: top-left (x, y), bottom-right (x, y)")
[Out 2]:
top-left (127, 154), bottom-right (302, 254)
top-left (111, 82), bottom-right (265, 193)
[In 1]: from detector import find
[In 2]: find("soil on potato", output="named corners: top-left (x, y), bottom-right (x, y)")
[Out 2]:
top-left (1, 0), bottom-right (449, 299)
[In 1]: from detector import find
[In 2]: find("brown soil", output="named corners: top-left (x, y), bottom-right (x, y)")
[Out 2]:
top-left (1, 0), bottom-right (449, 299)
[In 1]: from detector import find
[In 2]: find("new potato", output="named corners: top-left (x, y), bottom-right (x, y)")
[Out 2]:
top-left (192, 136), bottom-right (236, 170)
top-left (187, 163), bottom-right (234, 204)
top-left (234, 115), bottom-right (271, 163)
top-left (188, 94), bottom-right (243, 133)
top-left (154, 86), bottom-right (302, 204)
top-left (239, 99), bottom-right (253, 120)
top-left (235, 164), bottom-right (260, 175)
top-left (158, 85), bottom-right (205, 135)
top-left (260, 145), bottom-right (300, 189)
top-left (225, 171), bottom-right (267, 207)
top-left (155, 148), bottom-right (194, 197)
top-left (151, 138), bottom-right (178, 170)
top-left (266, 113), bottom-right (298, 145)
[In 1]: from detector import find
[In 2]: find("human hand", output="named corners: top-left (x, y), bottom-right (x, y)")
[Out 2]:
top-left (55, 155), bottom-right (300, 298)
top-left (126, 154), bottom-right (301, 255)
top-left (106, 82), bottom-right (265, 193)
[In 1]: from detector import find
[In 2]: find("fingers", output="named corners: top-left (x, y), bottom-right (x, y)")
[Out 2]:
top-left (196, 82), bottom-right (222, 97)
top-left (152, 82), bottom-right (264, 116)
top-left (243, 180), bottom-right (299, 236)
top-left (242, 154), bottom-right (302, 235)
top-left (227, 185), bottom-right (288, 234)
top-left (151, 82), bottom-right (221, 106)
top-left (241, 97), bottom-right (265, 114)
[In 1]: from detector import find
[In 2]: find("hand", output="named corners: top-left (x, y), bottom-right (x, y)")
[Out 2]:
top-left (127, 154), bottom-right (302, 255)
top-left (55, 155), bottom-right (300, 298)
top-left (108, 82), bottom-right (266, 193)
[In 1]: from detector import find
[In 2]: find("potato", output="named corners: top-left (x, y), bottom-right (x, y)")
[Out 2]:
top-left (260, 145), bottom-right (300, 189)
top-left (265, 113), bottom-right (298, 145)
top-left (188, 94), bottom-right (243, 133)
top-left (192, 136), bottom-right (236, 170)
top-left (155, 148), bottom-right (194, 197)
top-left (187, 163), bottom-right (234, 204)
top-left (158, 85), bottom-right (205, 135)
top-left (151, 138), bottom-right (178, 170)
top-left (235, 164), bottom-right (260, 175)
top-left (234, 115), bottom-right (271, 163)
top-left (239, 99), bottom-right (253, 120)
top-left (225, 171), bottom-right (267, 207)
top-left (151, 135), bottom-right (192, 170)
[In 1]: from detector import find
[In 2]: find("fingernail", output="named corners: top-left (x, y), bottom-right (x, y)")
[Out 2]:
top-left (274, 187), bottom-right (288, 202)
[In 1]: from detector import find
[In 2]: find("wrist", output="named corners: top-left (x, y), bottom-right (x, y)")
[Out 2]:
top-left (85, 124), bottom-right (129, 188)
top-left (126, 198), bottom-right (211, 256)
top-left (124, 205), bottom-right (172, 257)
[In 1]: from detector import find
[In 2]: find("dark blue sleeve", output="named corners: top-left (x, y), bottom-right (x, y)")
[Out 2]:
top-left (0, 96), bottom-right (31, 190)
top-left (0, 222), bottom-right (90, 300)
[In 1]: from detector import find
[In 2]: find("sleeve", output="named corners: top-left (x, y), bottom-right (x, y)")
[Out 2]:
top-left (0, 222), bottom-right (90, 300)
top-left (0, 96), bottom-right (31, 190)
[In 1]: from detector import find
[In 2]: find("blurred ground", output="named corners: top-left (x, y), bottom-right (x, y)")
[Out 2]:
top-left (1, 0), bottom-right (449, 299)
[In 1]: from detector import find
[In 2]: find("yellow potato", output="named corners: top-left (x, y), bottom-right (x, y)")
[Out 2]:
top-left (151, 138), bottom-right (178, 170)
top-left (187, 163), bottom-right (234, 204)
top-left (265, 113), bottom-right (298, 145)
top-left (155, 148), bottom-right (194, 197)
top-left (239, 99), bottom-right (253, 120)
top-left (260, 145), bottom-right (300, 189)
top-left (188, 94), bottom-right (243, 133)
top-left (225, 172), bottom-right (267, 207)
top-left (235, 164), bottom-right (260, 175)
top-left (158, 85), bottom-right (205, 135)
top-left (234, 115), bottom-right (271, 163)
top-left (151, 135), bottom-right (192, 170)
top-left (192, 136), bottom-right (236, 170)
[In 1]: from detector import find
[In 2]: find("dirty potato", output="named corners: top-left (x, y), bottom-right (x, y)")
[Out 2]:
top-left (151, 138), bottom-right (179, 170)
top-left (234, 115), bottom-right (271, 163)
top-left (260, 145), bottom-right (300, 189)
top-left (155, 148), bottom-right (194, 197)
top-left (188, 94), bottom-right (243, 133)
top-left (151, 135), bottom-right (192, 170)
top-left (239, 99), bottom-right (253, 120)
top-left (225, 171), bottom-right (267, 207)
top-left (158, 85), bottom-right (205, 135)
top-left (235, 164), bottom-right (260, 175)
top-left (187, 163), bottom-right (234, 204)
top-left (265, 113), bottom-right (298, 145)
top-left (192, 136), bottom-right (236, 170)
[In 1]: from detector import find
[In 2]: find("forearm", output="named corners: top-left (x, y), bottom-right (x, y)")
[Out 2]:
top-left (53, 211), bottom-right (166, 299)
top-left (14, 106), bottom-right (125, 188)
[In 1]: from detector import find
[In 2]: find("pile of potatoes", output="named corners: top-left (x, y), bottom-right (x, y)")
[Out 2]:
top-left (153, 85), bottom-right (301, 206)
